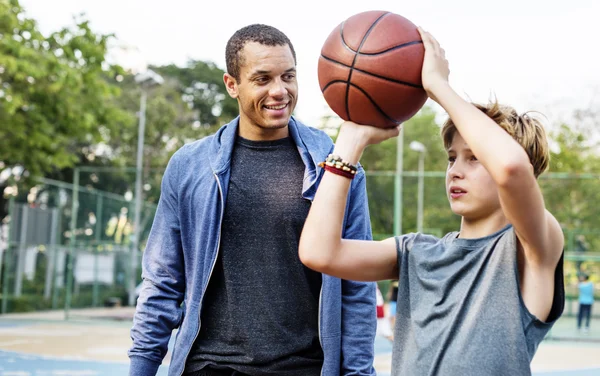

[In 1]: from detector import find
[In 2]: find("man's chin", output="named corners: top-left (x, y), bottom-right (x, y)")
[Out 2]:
top-left (262, 119), bottom-right (291, 129)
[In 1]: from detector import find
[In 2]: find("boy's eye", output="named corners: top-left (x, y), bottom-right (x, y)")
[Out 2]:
top-left (447, 156), bottom-right (456, 162)
top-left (470, 155), bottom-right (478, 161)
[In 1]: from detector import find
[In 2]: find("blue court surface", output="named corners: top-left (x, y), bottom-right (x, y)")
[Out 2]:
top-left (1, 314), bottom-right (599, 376)
top-left (1, 337), bottom-right (599, 376)
top-left (0, 350), bottom-right (166, 375)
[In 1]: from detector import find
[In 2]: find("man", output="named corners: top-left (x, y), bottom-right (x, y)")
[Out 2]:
top-left (128, 24), bottom-right (377, 376)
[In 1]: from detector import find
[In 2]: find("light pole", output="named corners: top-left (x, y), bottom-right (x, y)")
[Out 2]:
top-left (409, 141), bottom-right (426, 233)
top-left (129, 69), bottom-right (163, 306)
top-left (393, 128), bottom-right (404, 236)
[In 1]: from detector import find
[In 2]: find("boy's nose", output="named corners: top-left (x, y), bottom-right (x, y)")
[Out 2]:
top-left (448, 163), bottom-right (465, 180)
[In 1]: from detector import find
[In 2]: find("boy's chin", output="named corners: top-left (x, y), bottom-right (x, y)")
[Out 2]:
top-left (449, 203), bottom-right (463, 214)
top-left (449, 204), bottom-right (472, 218)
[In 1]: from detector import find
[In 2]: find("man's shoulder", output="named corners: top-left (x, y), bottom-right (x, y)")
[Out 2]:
top-left (293, 118), bottom-right (335, 149)
top-left (161, 136), bottom-right (217, 184)
top-left (298, 121), bottom-right (333, 140)
top-left (170, 135), bottom-right (215, 164)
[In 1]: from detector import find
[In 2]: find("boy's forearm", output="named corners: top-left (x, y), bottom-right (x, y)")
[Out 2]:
top-left (331, 128), bottom-right (367, 165)
top-left (300, 169), bottom-right (352, 271)
top-left (299, 127), bottom-right (367, 271)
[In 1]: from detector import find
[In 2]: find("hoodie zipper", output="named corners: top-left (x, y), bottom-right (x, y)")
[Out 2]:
top-left (177, 172), bottom-right (225, 376)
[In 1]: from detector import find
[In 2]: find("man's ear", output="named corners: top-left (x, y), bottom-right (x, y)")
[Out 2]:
top-left (223, 73), bottom-right (239, 99)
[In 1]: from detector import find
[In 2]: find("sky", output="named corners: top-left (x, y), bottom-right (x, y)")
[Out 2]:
top-left (18, 0), bottom-right (600, 129)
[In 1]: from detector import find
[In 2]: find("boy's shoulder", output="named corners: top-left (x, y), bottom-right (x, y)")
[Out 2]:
top-left (443, 225), bottom-right (515, 248)
top-left (397, 226), bottom-right (515, 258)
top-left (395, 232), bottom-right (444, 253)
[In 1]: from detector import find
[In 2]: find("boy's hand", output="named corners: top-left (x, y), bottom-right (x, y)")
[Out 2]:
top-left (333, 121), bottom-right (400, 164)
top-left (417, 27), bottom-right (450, 102)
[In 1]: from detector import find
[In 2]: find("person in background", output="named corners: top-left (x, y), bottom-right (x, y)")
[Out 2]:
top-left (578, 274), bottom-right (594, 332)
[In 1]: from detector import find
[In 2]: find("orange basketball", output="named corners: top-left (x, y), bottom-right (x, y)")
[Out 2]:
top-left (318, 10), bottom-right (428, 128)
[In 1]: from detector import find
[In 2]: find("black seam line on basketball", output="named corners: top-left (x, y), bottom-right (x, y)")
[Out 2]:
top-left (339, 16), bottom-right (413, 54)
top-left (338, 30), bottom-right (422, 56)
top-left (322, 80), bottom-right (398, 124)
top-left (320, 54), bottom-right (423, 89)
top-left (357, 40), bottom-right (423, 55)
top-left (345, 12), bottom-right (391, 122)
top-left (339, 21), bottom-right (357, 55)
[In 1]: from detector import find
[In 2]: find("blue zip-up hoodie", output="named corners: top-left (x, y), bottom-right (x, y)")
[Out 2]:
top-left (129, 117), bottom-right (377, 376)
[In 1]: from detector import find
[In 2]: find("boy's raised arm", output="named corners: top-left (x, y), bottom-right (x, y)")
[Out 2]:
top-left (417, 27), bottom-right (563, 269)
top-left (299, 122), bottom-right (399, 282)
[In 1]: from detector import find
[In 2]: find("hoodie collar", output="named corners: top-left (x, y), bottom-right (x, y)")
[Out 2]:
top-left (209, 116), bottom-right (332, 194)
top-left (208, 116), bottom-right (239, 174)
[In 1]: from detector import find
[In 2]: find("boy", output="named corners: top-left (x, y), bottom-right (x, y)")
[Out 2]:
top-left (298, 28), bottom-right (564, 375)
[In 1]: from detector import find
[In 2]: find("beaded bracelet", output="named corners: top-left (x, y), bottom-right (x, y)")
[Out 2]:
top-left (318, 154), bottom-right (358, 180)
top-left (320, 154), bottom-right (358, 173)
top-left (323, 164), bottom-right (356, 179)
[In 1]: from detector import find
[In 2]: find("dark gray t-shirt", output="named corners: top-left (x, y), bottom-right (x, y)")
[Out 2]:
top-left (185, 136), bottom-right (323, 376)
top-left (392, 225), bottom-right (564, 376)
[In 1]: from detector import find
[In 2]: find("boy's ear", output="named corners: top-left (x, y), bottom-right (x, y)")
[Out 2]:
top-left (223, 73), bottom-right (239, 99)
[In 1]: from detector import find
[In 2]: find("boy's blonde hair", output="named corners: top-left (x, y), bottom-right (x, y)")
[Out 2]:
top-left (441, 102), bottom-right (550, 178)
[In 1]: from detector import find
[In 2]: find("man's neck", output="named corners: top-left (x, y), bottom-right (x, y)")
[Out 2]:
top-left (238, 118), bottom-right (289, 141)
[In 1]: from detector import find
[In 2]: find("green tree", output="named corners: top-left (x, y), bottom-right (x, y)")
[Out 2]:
top-left (45, 60), bottom-right (239, 245)
top-left (83, 59), bottom-right (239, 201)
top-left (154, 60), bottom-right (238, 129)
top-left (0, 0), bottom-right (126, 217)
top-left (542, 122), bottom-right (600, 253)
top-left (104, 74), bottom-right (198, 202)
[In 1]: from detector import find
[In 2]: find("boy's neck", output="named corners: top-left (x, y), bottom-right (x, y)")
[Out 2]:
top-left (458, 213), bottom-right (510, 239)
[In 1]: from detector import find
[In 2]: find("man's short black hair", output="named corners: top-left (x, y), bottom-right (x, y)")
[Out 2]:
top-left (225, 24), bottom-right (297, 81)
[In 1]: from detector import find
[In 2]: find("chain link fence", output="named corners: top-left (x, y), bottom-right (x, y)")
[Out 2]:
top-left (0, 175), bottom-right (157, 317)
top-left (0, 170), bottom-right (598, 324)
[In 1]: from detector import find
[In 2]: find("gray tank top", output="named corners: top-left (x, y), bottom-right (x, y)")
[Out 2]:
top-left (392, 225), bottom-right (564, 376)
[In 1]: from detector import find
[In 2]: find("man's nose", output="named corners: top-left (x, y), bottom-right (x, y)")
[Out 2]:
top-left (269, 79), bottom-right (286, 97)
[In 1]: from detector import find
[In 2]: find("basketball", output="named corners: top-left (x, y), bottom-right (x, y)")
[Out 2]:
top-left (318, 10), bottom-right (428, 128)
